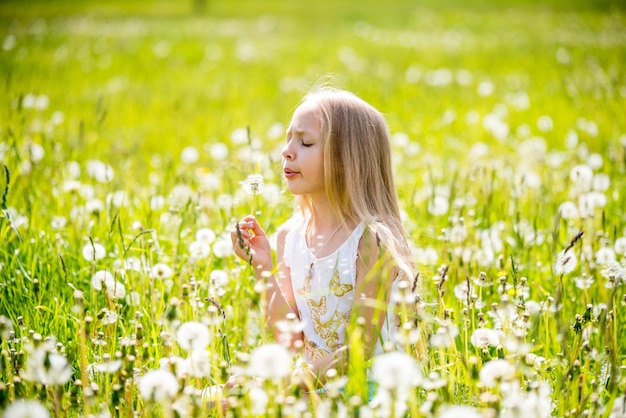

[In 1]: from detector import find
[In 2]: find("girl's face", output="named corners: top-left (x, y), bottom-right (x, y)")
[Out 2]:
top-left (282, 101), bottom-right (325, 198)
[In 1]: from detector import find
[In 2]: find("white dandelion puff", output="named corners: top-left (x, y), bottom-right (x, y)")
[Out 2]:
top-left (176, 321), bottom-right (211, 352)
top-left (479, 359), bottom-right (516, 388)
top-left (248, 343), bottom-right (292, 380)
top-left (438, 405), bottom-right (482, 418)
top-left (242, 174), bottom-right (265, 195)
top-left (82, 242), bottom-right (106, 262)
top-left (138, 369), bottom-right (179, 405)
top-left (372, 351), bottom-right (422, 391)
top-left (3, 399), bottom-right (50, 418)
top-left (554, 250), bottom-right (577, 275)
top-left (180, 146), bottom-right (199, 164)
top-left (151, 263), bottom-right (174, 280)
top-left (470, 327), bottom-right (501, 348)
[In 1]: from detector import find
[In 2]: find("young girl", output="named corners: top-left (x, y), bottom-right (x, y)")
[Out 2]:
top-left (231, 86), bottom-right (415, 389)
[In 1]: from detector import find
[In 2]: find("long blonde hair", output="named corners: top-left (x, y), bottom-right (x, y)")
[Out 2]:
top-left (295, 87), bottom-right (415, 282)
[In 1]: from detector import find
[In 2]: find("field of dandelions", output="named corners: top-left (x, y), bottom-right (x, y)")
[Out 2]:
top-left (1, 0), bottom-right (625, 417)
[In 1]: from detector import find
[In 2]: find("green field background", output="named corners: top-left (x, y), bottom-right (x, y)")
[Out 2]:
top-left (1, 0), bottom-right (626, 416)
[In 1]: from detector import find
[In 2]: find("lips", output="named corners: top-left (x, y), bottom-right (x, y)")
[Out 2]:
top-left (283, 167), bottom-right (299, 179)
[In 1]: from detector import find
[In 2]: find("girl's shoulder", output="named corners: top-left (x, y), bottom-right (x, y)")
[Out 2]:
top-left (276, 215), bottom-right (305, 244)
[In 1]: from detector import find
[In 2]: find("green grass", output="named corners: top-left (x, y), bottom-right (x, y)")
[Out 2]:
top-left (1, 0), bottom-right (625, 416)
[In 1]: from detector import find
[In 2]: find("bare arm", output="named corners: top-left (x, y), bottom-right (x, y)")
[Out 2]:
top-left (231, 216), bottom-right (302, 347)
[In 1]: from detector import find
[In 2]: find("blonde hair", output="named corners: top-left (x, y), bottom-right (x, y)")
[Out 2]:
top-left (295, 87), bottom-right (415, 281)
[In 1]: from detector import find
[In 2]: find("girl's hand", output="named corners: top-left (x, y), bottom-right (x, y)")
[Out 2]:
top-left (230, 216), bottom-right (273, 274)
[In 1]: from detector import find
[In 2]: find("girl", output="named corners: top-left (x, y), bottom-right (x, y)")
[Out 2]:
top-left (231, 86), bottom-right (415, 389)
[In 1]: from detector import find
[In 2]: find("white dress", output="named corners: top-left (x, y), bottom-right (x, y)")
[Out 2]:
top-left (284, 216), bottom-right (398, 363)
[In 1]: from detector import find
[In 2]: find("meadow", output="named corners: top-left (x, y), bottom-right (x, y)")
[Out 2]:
top-left (1, 0), bottom-right (626, 416)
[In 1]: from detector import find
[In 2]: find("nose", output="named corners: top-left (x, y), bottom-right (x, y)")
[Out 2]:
top-left (281, 142), bottom-right (294, 161)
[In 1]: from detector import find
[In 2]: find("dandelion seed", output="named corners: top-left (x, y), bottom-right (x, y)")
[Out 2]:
top-left (138, 369), bottom-right (179, 405)
top-left (428, 195), bottom-right (449, 216)
top-left (248, 343), bottom-right (292, 380)
top-left (554, 250), bottom-right (577, 275)
top-left (3, 399), bottom-right (50, 418)
top-left (574, 275), bottom-right (595, 289)
top-left (429, 325), bottom-right (459, 348)
top-left (479, 359), bottom-right (516, 388)
top-left (176, 321), bottom-right (210, 352)
top-left (82, 242), bottom-right (106, 261)
top-left (51, 216), bottom-right (67, 229)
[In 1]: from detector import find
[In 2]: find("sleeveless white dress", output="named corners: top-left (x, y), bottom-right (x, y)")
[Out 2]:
top-left (284, 216), bottom-right (398, 363)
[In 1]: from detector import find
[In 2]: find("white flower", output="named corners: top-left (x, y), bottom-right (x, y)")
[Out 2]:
top-left (570, 164), bottom-right (593, 192)
top-left (428, 195), bottom-right (449, 216)
top-left (479, 359), bottom-right (516, 388)
top-left (195, 228), bottom-right (216, 244)
top-left (82, 242), bottom-right (106, 261)
top-left (429, 325), bottom-right (459, 348)
top-left (554, 250), bottom-right (577, 275)
top-left (182, 350), bottom-right (212, 378)
top-left (188, 240), bottom-right (211, 259)
top-left (372, 351), bottom-right (422, 391)
top-left (22, 350), bottom-right (73, 386)
top-left (151, 263), bottom-right (173, 279)
top-left (3, 399), bottom-right (50, 418)
top-left (212, 234), bottom-right (233, 258)
top-left (610, 395), bottom-right (626, 418)
top-left (247, 385), bottom-right (270, 415)
top-left (91, 270), bottom-right (114, 290)
top-left (596, 247), bottom-right (616, 265)
top-left (138, 369), bottom-right (179, 405)
top-left (180, 146), bottom-right (199, 164)
top-left (470, 327), bottom-right (500, 348)
top-left (438, 405), bottom-right (482, 418)
top-left (248, 343), bottom-right (292, 380)
top-left (90, 360), bottom-right (122, 374)
top-left (176, 321), bottom-right (211, 352)
top-left (242, 174), bottom-right (265, 195)
top-left (86, 160), bottom-right (114, 183)
top-left (558, 201), bottom-right (579, 220)
top-left (615, 237), bottom-right (626, 256)
top-left (209, 142), bottom-right (229, 160)
top-left (600, 261), bottom-right (626, 282)
top-left (150, 195), bottom-right (165, 211)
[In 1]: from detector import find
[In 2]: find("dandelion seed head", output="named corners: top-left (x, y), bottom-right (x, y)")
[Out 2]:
top-left (151, 263), bottom-right (173, 280)
top-left (176, 321), bottom-right (211, 352)
top-left (248, 343), bottom-right (292, 380)
top-left (138, 369), bottom-right (179, 404)
top-left (372, 351), bottom-right (422, 390)
top-left (180, 146), bottom-right (199, 164)
top-left (438, 405), bottom-right (482, 418)
top-left (242, 174), bottom-right (265, 195)
top-left (82, 242), bottom-right (106, 262)
top-left (3, 399), bottom-right (50, 418)
top-left (554, 250), bottom-right (577, 275)
top-left (479, 359), bottom-right (516, 388)
top-left (569, 164), bottom-right (593, 192)
top-left (470, 327), bottom-right (500, 348)
top-left (558, 201), bottom-right (579, 220)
